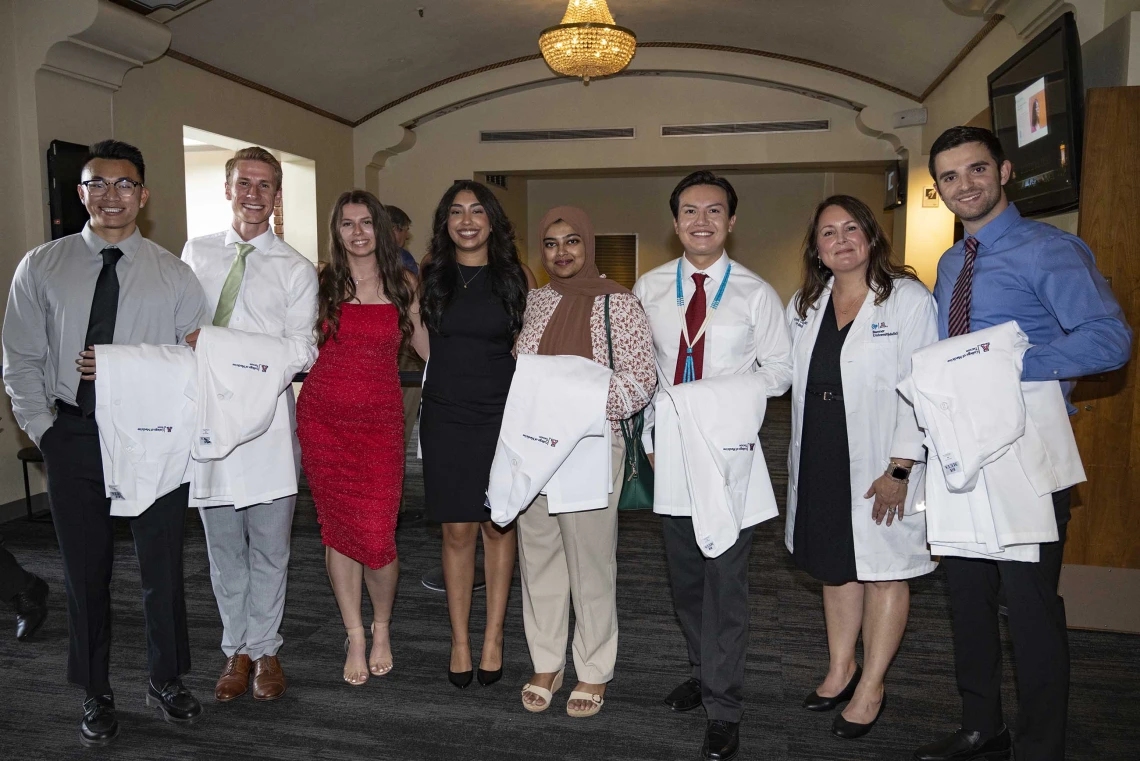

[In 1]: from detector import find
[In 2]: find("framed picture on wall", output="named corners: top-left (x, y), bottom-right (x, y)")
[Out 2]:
top-left (922, 186), bottom-right (940, 207)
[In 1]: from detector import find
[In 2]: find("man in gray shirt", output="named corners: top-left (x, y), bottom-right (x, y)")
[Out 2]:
top-left (2, 140), bottom-right (210, 747)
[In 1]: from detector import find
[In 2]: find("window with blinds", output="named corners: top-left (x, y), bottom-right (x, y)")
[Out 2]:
top-left (594, 234), bottom-right (638, 289)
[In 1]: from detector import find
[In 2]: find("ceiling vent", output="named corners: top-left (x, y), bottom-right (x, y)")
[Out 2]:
top-left (480, 128), bottom-right (635, 143)
top-left (661, 120), bottom-right (830, 137)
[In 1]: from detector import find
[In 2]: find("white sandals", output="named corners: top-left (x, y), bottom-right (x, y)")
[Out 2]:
top-left (521, 669), bottom-right (564, 713)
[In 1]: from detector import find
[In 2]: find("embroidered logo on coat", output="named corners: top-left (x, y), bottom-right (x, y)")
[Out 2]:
top-left (137, 425), bottom-right (174, 433)
top-left (522, 434), bottom-right (559, 448)
top-left (871, 322), bottom-right (898, 338)
top-left (722, 443), bottom-right (756, 452)
top-left (231, 361), bottom-right (270, 373)
top-left (946, 343), bottom-right (992, 363)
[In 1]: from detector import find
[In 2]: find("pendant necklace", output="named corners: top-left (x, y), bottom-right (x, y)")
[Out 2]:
top-left (458, 262), bottom-right (486, 289)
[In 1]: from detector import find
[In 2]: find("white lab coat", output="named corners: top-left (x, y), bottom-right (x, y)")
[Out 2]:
top-left (655, 374), bottom-right (774, 558)
top-left (190, 326), bottom-right (310, 509)
top-left (93, 343), bottom-right (196, 517)
top-left (487, 354), bottom-right (613, 526)
top-left (182, 229), bottom-right (318, 510)
top-left (899, 321), bottom-right (1085, 562)
top-left (785, 278), bottom-right (939, 581)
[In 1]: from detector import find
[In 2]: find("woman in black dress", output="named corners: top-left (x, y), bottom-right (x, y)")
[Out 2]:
top-left (419, 181), bottom-right (534, 688)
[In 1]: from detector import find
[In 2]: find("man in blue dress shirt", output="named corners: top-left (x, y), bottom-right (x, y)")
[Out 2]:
top-left (914, 126), bottom-right (1131, 761)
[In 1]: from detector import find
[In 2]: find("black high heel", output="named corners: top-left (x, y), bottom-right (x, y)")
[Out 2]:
top-left (477, 643), bottom-right (503, 686)
top-left (803, 664), bottom-right (862, 712)
top-left (448, 668), bottom-right (473, 689)
top-left (831, 692), bottom-right (886, 739)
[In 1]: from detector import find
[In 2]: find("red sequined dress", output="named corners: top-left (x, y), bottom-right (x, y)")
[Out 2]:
top-left (297, 304), bottom-right (404, 569)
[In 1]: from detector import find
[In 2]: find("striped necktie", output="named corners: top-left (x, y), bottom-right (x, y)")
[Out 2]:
top-left (212, 242), bottom-right (255, 327)
top-left (947, 236), bottom-right (978, 337)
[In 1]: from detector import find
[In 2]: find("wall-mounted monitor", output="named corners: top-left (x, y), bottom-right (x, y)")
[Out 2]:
top-left (987, 12), bottom-right (1083, 217)
top-left (884, 160), bottom-right (905, 210)
top-left (47, 140), bottom-right (91, 240)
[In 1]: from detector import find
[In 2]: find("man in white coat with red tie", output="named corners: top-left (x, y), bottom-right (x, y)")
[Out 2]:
top-left (633, 171), bottom-right (793, 761)
top-left (182, 147), bottom-right (318, 704)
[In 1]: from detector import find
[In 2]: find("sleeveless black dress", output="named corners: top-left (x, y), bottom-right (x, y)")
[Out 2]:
top-left (420, 264), bottom-right (516, 523)
top-left (793, 297), bottom-right (858, 584)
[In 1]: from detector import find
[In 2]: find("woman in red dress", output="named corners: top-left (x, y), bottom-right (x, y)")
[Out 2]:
top-left (297, 190), bottom-right (428, 685)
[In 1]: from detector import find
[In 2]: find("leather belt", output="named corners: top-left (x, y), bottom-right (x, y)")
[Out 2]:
top-left (806, 389), bottom-right (843, 401)
top-left (56, 400), bottom-right (94, 418)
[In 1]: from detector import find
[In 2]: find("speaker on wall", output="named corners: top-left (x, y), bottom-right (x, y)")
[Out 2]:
top-left (47, 140), bottom-right (91, 240)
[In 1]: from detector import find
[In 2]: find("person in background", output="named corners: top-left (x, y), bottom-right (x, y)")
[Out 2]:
top-left (3, 139), bottom-right (209, 746)
top-left (385, 205), bottom-right (419, 276)
top-left (0, 541), bottom-right (49, 641)
top-left (632, 171), bottom-right (793, 761)
top-left (785, 195), bottom-right (938, 740)
top-left (182, 146), bottom-right (318, 705)
top-left (514, 206), bottom-right (655, 717)
top-left (914, 126), bottom-right (1131, 761)
top-left (418, 180), bottom-right (535, 689)
top-left (297, 191), bottom-right (428, 685)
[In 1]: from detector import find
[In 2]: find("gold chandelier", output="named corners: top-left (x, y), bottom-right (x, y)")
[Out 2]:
top-left (538, 0), bottom-right (637, 85)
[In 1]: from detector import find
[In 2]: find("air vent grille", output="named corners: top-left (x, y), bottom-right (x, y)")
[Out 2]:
top-left (480, 128), bottom-right (635, 143)
top-left (661, 120), bottom-right (829, 137)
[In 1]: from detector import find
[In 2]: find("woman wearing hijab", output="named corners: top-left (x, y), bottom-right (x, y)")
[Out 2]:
top-left (512, 207), bottom-right (656, 717)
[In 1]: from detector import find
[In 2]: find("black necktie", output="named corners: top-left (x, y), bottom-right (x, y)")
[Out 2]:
top-left (75, 246), bottom-right (123, 415)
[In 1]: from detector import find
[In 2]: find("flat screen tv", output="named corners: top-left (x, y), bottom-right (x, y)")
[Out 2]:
top-left (987, 12), bottom-right (1083, 217)
top-left (884, 160), bottom-right (904, 210)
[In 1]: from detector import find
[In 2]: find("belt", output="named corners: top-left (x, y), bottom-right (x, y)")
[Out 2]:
top-left (806, 388), bottom-right (843, 401)
top-left (56, 400), bottom-right (95, 419)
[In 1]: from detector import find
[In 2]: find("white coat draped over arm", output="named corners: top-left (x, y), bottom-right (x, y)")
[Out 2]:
top-left (785, 277), bottom-right (940, 581)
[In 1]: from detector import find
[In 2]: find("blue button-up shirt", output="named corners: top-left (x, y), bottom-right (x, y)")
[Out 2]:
top-left (933, 203), bottom-right (1131, 406)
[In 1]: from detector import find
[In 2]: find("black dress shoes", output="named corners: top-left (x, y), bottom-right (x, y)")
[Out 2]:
top-left (146, 678), bottom-right (203, 724)
top-left (701, 719), bottom-right (740, 760)
top-left (476, 666), bottom-right (502, 686)
top-left (13, 574), bottom-right (49, 641)
top-left (832, 692), bottom-right (885, 739)
top-left (449, 669), bottom-right (473, 689)
top-left (80, 694), bottom-right (119, 747)
top-left (913, 725), bottom-right (1011, 761)
top-left (664, 677), bottom-right (702, 712)
top-left (803, 664), bottom-right (862, 711)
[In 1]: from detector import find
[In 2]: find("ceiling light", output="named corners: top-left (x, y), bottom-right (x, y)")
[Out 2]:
top-left (539, 0), bottom-right (636, 85)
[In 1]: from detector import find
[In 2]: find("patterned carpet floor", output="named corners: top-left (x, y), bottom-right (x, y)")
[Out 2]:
top-left (0, 396), bottom-right (1138, 760)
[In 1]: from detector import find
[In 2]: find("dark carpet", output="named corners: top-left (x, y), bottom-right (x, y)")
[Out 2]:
top-left (1, 396), bottom-right (1138, 760)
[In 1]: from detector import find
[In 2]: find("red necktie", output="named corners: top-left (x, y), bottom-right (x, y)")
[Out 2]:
top-left (674, 273), bottom-right (709, 384)
top-left (947, 237), bottom-right (978, 337)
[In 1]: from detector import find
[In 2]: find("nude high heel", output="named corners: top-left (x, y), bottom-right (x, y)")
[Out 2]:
top-left (343, 626), bottom-right (369, 686)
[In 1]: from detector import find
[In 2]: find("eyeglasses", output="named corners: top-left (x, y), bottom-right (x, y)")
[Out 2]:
top-left (81, 178), bottom-right (143, 197)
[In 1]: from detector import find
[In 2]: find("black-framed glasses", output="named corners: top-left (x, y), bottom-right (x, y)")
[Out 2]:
top-left (81, 178), bottom-right (143, 197)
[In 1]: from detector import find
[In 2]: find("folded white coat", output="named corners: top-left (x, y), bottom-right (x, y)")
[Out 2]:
top-left (899, 321), bottom-right (1085, 562)
top-left (656, 374), bottom-right (774, 558)
top-left (487, 354), bottom-right (612, 526)
top-left (93, 343), bottom-right (196, 517)
top-left (190, 326), bottom-right (308, 509)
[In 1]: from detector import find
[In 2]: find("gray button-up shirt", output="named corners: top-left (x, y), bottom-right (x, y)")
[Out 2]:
top-left (3, 223), bottom-right (210, 445)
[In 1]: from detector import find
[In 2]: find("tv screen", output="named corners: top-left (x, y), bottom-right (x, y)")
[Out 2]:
top-left (884, 161), bottom-right (904, 210)
top-left (987, 12), bottom-right (1083, 216)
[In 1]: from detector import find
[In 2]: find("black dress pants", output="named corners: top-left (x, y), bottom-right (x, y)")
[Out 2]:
top-left (942, 490), bottom-right (1071, 761)
top-left (39, 412), bottom-right (191, 694)
top-left (662, 516), bottom-right (754, 722)
top-left (0, 540), bottom-right (35, 601)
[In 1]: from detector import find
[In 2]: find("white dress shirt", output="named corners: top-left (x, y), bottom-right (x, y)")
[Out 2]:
top-left (181, 228), bottom-right (318, 508)
top-left (632, 252), bottom-right (794, 456)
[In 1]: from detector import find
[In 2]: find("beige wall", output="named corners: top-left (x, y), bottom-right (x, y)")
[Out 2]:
top-left (114, 55), bottom-right (353, 259)
top-left (526, 170), bottom-right (894, 305)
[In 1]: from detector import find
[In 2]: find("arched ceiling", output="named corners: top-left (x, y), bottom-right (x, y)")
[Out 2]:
top-left (136, 0), bottom-right (998, 125)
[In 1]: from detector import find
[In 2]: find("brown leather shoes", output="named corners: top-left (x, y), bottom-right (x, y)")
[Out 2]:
top-left (215, 654), bottom-right (252, 702)
top-left (251, 655), bottom-right (287, 701)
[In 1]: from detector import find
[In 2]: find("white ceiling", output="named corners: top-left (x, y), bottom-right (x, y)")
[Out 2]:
top-left (163, 0), bottom-right (992, 124)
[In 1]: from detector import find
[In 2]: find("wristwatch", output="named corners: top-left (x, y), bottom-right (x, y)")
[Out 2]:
top-left (887, 461), bottom-right (912, 482)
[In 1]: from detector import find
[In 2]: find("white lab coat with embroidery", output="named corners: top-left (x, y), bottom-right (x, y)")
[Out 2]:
top-left (190, 326), bottom-right (311, 509)
top-left (898, 321), bottom-right (1085, 562)
top-left (785, 278), bottom-right (939, 581)
top-left (488, 354), bottom-right (612, 526)
top-left (94, 344), bottom-right (197, 517)
top-left (181, 229), bottom-right (317, 509)
top-left (632, 253), bottom-right (793, 531)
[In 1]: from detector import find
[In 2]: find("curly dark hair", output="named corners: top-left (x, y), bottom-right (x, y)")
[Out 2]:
top-left (793, 194), bottom-right (918, 320)
top-left (419, 180), bottom-right (528, 337)
top-left (316, 190), bottom-right (414, 347)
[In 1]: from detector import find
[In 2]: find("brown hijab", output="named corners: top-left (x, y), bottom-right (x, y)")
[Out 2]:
top-left (536, 206), bottom-right (630, 359)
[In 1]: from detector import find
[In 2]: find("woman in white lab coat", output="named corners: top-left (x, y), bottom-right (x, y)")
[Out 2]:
top-left (785, 195), bottom-right (938, 739)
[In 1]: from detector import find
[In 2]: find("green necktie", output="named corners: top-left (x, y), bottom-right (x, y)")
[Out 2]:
top-left (212, 242), bottom-right (255, 327)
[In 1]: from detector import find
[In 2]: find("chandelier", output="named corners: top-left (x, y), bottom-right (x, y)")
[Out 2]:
top-left (538, 0), bottom-right (637, 85)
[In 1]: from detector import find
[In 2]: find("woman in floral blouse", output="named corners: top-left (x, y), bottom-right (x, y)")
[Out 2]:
top-left (513, 206), bottom-right (656, 718)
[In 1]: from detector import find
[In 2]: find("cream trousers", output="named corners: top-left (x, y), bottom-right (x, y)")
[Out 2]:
top-left (517, 436), bottom-right (625, 684)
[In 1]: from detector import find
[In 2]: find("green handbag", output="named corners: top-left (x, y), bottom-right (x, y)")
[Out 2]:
top-left (604, 295), bottom-right (655, 511)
